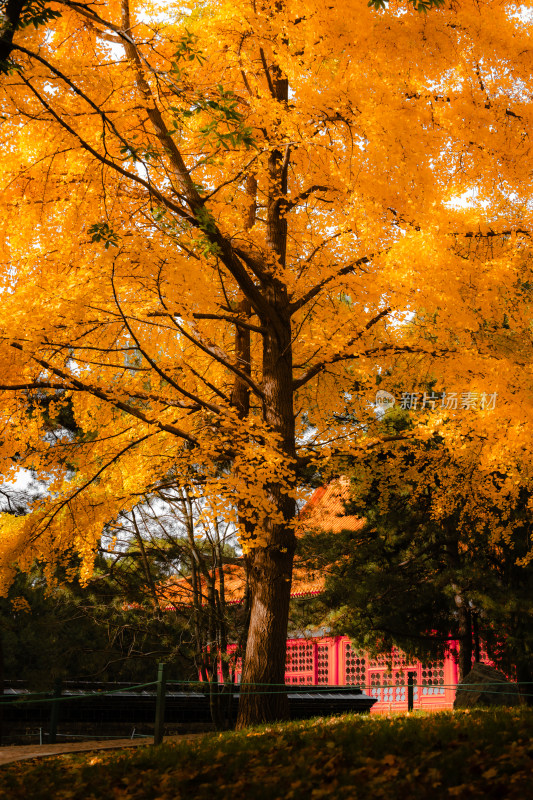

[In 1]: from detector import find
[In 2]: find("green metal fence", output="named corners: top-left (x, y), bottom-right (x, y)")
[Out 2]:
top-left (1, 666), bottom-right (530, 747)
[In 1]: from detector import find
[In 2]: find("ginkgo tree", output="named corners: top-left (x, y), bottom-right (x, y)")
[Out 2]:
top-left (0, 0), bottom-right (533, 725)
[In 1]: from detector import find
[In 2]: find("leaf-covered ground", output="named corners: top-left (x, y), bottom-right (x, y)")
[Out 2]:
top-left (1, 709), bottom-right (532, 799)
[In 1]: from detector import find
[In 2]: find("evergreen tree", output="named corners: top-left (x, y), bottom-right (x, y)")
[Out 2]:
top-left (300, 415), bottom-right (533, 684)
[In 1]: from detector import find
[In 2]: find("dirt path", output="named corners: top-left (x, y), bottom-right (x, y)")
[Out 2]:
top-left (0, 733), bottom-right (204, 766)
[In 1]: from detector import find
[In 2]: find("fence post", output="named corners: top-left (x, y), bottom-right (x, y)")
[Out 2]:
top-left (154, 663), bottom-right (167, 746)
top-left (49, 678), bottom-right (62, 743)
top-left (407, 672), bottom-right (416, 712)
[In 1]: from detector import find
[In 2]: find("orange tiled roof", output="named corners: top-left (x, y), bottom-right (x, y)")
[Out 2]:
top-left (159, 563), bottom-right (246, 607)
top-left (292, 477), bottom-right (365, 595)
top-left (298, 476), bottom-right (365, 535)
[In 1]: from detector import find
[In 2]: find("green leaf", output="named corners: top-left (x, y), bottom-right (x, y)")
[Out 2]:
top-left (18, 0), bottom-right (61, 30)
top-left (87, 222), bottom-right (121, 249)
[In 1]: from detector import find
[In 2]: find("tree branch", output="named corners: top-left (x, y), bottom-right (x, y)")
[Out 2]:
top-left (120, 0), bottom-right (203, 210)
top-left (110, 266), bottom-right (226, 417)
top-left (8, 342), bottom-right (199, 444)
top-left (29, 432), bottom-right (156, 543)
top-left (12, 43), bottom-right (136, 158)
top-left (19, 75), bottom-right (196, 225)
top-left (259, 47), bottom-right (275, 98)
top-left (192, 313), bottom-right (265, 334)
top-left (289, 253), bottom-right (373, 315)
top-left (389, 207), bottom-right (532, 241)
top-left (16, 9), bottom-right (278, 329)
top-left (172, 319), bottom-right (266, 401)
top-left (293, 308), bottom-right (391, 390)
top-left (147, 311), bottom-right (265, 334)
top-left (280, 184), bottom-right (333, 213)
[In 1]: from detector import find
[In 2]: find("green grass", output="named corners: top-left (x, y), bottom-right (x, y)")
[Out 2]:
top-left (1, 709), bottom-right (533, 799)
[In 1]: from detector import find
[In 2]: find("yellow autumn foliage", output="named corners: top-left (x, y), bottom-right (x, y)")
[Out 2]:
top-left (0, 0), bottom-right (533, 720)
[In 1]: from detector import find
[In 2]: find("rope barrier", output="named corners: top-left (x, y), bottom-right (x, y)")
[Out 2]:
top-left (0, 730), bottom-right (151, 741)
top-left (165, 681), bottom-right (533, 697)
top-left (2, 679), bottom-right (531, 704)
top-left (3, 671), bottom-right (530, 748)
top-left (0, 680), bottom-right (159, 707)
top-left (205, 684), bottom-right (533, 697)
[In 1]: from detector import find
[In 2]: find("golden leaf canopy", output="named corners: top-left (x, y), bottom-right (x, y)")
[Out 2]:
top-left (0, 0), bottom-right (532, 586)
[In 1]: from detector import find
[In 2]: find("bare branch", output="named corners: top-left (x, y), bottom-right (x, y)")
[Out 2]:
top-left (231, 245), bottom-right (270, 284)
top-left (0, 382), bottom-right (71, 391)
top-left (389, 208), bottom-right (532, 241)
top-left (186, 363), bottom-right (231, 404)
top-left (193, 313), bottom-right (265, 334)
top-left (259, 47), bottom-right (275, 97)
top-left (203, 153), bottom-right (261, 201)
top-left (148, 311), bottom-right (265, 334)
top-left (173, 319), bottom-right (266, 401)
top-left (0, 381), bottom-right (194, 412)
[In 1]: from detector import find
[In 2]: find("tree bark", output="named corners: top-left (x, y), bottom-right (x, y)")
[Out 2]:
top-left (233, 55), bottom-right (298, 726)
top-left (0, 0), bottom-right (25, 65)
top-left (237, 541), bottom-right (295, 725)
top-left (236, 299), bottom-right (296, 726)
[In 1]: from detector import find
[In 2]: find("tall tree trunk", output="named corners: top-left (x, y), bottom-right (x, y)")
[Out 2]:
top-left (237, 541), bottom-right (295, 725)
top-left (0, 0), bottom-right (25, 65)
top-left (236, 305), bottom-right (296, 727)
top-left (234, 59), bottom-right (297, 727)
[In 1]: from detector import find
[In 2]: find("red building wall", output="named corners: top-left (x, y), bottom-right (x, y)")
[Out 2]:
top-left (227, 635), bottom-right (460, 713)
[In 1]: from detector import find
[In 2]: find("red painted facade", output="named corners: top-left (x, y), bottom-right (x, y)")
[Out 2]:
top-left (226, 635), bottom-right (460, 713)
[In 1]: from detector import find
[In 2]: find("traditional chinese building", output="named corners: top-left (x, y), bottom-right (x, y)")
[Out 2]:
top-left (231, 480), bottom-right (465, 712)
top-left (229, 636), bottom-right (459, 714)
top-left (166, 479), bottom-right (486, 713)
